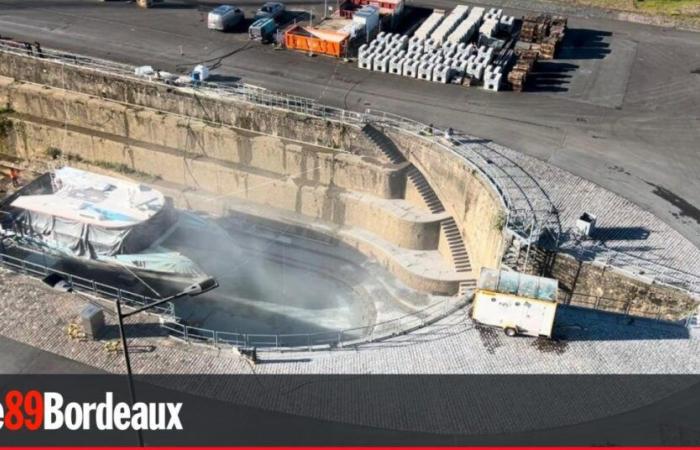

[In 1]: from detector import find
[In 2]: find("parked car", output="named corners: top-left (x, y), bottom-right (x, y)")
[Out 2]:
top-left (208, 5), bottom-right (245, 31)
top-left (255, 2), bottom-right (285, 21)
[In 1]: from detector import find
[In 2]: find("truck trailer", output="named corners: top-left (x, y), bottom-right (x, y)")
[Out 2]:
top-left (471, 268), bottom-right (558, 338)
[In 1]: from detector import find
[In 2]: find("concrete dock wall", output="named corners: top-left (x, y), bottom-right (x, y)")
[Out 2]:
top-left (0, 53), bottom-right (378, 156)
top-left (386, 129), bottom-right (506, 275)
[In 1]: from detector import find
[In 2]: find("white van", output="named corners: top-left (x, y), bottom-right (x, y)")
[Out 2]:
top-left (208, 5), bottom-right (245, 31)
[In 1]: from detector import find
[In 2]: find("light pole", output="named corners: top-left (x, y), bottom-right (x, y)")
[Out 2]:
top-left (115, 277), bottom-right (219, 446)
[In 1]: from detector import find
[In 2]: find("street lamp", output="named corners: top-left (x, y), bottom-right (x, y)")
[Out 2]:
top-left (114, 277), bottom-right (219, 446)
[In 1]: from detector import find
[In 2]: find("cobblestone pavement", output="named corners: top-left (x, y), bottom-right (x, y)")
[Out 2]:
top-left (451, 133), bottom-right (700, 292)
top-left (1, 267), bottom-right (698, 376)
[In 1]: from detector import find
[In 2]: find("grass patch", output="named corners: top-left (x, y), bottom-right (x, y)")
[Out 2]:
top-left (46, 147), bottom-right (62, 159)
top-left (0, 118), bottom-right (13, 139)
top-left (556, 0), bottom-right (700, 28)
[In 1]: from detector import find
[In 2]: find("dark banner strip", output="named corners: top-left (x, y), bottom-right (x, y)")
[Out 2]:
top-left (0, 375), bottom-right (698, 446)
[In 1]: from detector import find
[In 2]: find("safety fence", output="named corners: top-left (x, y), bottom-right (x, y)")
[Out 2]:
top-left (162, 297), bottom-right (466, 350)
top-left (0, 246), bottom-right (174, 316)
top-left (0, 39), bottom-right (697, 295)
top-left (0, 242), bottom-right (468, 350)
top-left (558, 238), bottom-right (700, 295)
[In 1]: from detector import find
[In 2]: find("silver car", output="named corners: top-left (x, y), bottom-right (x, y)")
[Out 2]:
top-left (255, 2), bottom-right (285, 21)
top-left (208, 5), bottom-right (245, 31)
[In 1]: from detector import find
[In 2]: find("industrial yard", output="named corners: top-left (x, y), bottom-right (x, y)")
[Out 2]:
top-left (0, 0), bottom-right (698, 378)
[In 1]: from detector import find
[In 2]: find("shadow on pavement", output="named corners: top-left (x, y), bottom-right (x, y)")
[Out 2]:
top-left (553, 305), bottom-right (690, 342)
top-left (558, 28), bottom-right (613, 60)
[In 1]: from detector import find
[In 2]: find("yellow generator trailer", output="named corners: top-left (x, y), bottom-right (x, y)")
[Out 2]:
top-left (472, 268), bottom-right (558, 338)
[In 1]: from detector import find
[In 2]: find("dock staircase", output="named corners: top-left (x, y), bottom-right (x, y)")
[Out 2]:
top-left (362, 123), bottom-right (405, 164)
top-left (406, 167), bottom-right (445, 214)
top-left (362, 123), bottom-right (476, 296)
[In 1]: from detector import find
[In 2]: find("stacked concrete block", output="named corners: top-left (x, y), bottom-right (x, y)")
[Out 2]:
top-left (483, 64), bottom-right (503, 91)
top-left (442, 41), bottom-right (457, 58)
top-left (452, 59), bottom-right (468, 76)
top-left (358, 44), bottom-right (375, 70)
top-left (418, 61), bottom-right (434, 80)
top-left (403, 59), bottom-right (419, 77)
top-left (432, 64), bottom-right (452, 83)
top-left (431, 4), bottom-right (470, 44)
top-left (405, 50), bottom-right (420, 61)
top-left (358, 51), bottom-right (375, 69)
top-left (446, 6), bottom-right (483, 44)
top-left (477, 45), bottom-right (494, 63)
top-left (483, 8), bottom-right (502, 22)
top-left (368, 39), bottom-right (384, 55)
top-left (499, 15), bottom-right (515, 34)
top-left (414, 9), bottom-right (446, 40)
top-left (389, 55), bottom-right (404, 74)
top-left (358, 44), bottom-right (369, 57)
top-left (429, 53), bottom-right (444, 64)
top-left (408, 35), bottom-right (424, 51)
top-left (356, 3), bottom-right (516, 88)
top-left (466, 54), bottom-right (486, 80)
top-left (424, 37), bottom-right (438, 52)
top-left (373, 53), bottom-right (390, 72)
top-left (479, 18), bottom-right (499, 38)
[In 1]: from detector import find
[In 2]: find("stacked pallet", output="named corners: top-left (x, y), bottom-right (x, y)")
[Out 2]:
top-left (507, 49), bottom-right (538, 92)
top-left (539, 16), bottom-right (567, 59)
top-left (518, 14), bottom-right (567, 59)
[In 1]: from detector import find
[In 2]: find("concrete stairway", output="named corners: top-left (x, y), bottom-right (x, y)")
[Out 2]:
top-left (363, 123), bottom-right (476, 293)
top-left (362, 123), bottom-right (406, 164)
top-left (458, 279), bottom-right (477, 297)
top-left (363, 123), bottom-right (445, 214)
top-left (406, 167), bottom-right (445, 214)
top-left (442, 217), bottom-right (472, 273)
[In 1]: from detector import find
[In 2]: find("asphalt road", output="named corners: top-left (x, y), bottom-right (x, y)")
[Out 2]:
top-left (0, 0), bottom-right (698, 247)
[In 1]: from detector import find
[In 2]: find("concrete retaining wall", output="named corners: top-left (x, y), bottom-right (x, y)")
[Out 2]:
top-left (10, 117), bottom-right (442, 251)
top-left (0, 78), bottom-right (405, 200)
top-left (552, 252), bottom-right (697, 320)
top-left (0, 53), bottom-right (379, 156)
top-left (385, 129), bottom-right (506, 274)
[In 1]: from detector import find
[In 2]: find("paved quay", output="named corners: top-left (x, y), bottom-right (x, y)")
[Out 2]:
top-left (1, 267), bottom-right (698, 376)
top-left (1, 265), bottom-right (699, 437)
top-left (0, 0), bottom-right (698, 251)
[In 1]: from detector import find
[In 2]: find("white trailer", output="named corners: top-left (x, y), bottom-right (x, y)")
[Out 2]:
top-left (471, 268), bottom-right (558, 338)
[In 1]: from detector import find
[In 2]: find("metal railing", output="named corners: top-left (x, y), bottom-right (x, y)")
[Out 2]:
top-left (0, 241), bottom-right (468, 349)
top-left (162, 297), bottom-right (467, 350)
top-left (0, 246), bottom-right (174, 316)
top-left (558, 237), bottom-right (700, 295)
top-left (363, 109), bottom-right (559, 242)
top-left (0, 39), bottom-right (697, 295)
